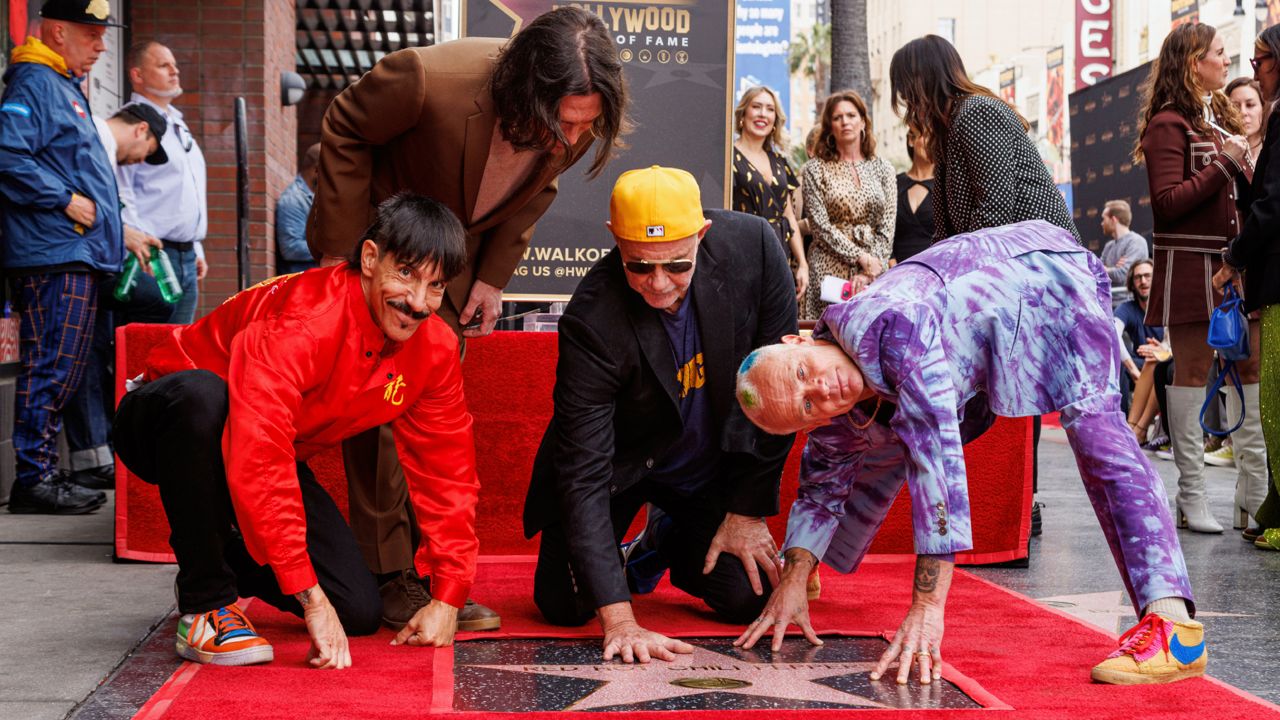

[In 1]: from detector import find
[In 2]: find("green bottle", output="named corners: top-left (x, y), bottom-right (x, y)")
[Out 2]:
top-left (113, 254), bottom-right (141, 302)
top-left (150, 247), bottom-right (184, 305)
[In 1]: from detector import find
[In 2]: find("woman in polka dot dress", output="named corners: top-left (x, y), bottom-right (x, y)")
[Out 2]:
top-left (800, 90), bottom-right (896, 320)
top-left (732, 85), bottom-right (808, 300)
top-left (887, 35), bottom-right (1077, 243)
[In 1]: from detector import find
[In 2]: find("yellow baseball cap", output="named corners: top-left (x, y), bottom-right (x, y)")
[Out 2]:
top-left (609, 166), bottom-right (705, 242)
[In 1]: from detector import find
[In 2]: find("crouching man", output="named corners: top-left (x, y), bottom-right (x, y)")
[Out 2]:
top-left (734, 220), bottom-right (1204, 686)
top-left (114, 194), bottom-right (480, 668)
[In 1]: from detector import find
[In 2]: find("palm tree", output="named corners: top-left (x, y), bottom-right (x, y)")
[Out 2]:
top-left (789, 21), bottom-right (831, 119)
top-left (830, 0), bottom-right (871, 114)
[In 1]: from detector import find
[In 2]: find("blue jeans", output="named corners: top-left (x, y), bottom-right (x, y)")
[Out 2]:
top-left (163, 244), bottom-right (200, 324)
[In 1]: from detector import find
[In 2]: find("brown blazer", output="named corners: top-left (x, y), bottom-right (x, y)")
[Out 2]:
top-left (306, 37), bottom-right (595, 319)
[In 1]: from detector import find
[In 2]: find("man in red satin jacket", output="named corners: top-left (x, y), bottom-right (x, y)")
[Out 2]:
top-left (114, 194), bottom-right (479, 669)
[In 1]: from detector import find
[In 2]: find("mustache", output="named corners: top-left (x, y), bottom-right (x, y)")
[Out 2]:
top-left (387, 300), bottom-right (429, 320)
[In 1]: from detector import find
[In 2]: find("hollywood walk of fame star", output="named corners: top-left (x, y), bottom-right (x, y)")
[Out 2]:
top-left (471, 645), bottom-right (889, 711)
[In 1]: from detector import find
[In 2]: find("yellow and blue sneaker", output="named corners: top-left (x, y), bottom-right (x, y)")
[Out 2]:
top-left (1090, 613), bottom-right (1206, 685)
top-left (176, 604), bottom-right (274, 666)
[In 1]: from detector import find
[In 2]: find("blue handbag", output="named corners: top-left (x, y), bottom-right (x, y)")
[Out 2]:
top-left (1200, 283), bottom-right (1249, 436)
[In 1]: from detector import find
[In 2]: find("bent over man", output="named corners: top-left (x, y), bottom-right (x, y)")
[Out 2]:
top-left (114, 195), bottom-right (480, 668)
top-left (735, 220), bottom-right (1202, 687)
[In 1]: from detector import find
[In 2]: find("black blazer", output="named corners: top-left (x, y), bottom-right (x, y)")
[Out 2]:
top-left (1229, 111), bottom-right (1280, 315)
top-left (522, 209), bottom-right (799, 609)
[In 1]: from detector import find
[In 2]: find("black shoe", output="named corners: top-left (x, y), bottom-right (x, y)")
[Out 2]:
top-left (8, 471), bottom-right (107, 514)
top-left (70, 464), bottom-right (115, 490)
top-left (1031, 501), bottom-right (1044, 537)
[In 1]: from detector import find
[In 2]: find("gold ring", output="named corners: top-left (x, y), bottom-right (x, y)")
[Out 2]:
top-left (914, 651), bottom-right (930, 657)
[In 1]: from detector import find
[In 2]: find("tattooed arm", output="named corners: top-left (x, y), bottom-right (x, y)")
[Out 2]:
top-left (870, 554), bottom-right (955, 685)
top-left (296, 584), bottom-right (352, 669)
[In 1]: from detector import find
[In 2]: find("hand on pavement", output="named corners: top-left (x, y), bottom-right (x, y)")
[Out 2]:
top-left (392, 599), bottom-right (459, 648)
top-left (297, 585), bottom-right (352, 669)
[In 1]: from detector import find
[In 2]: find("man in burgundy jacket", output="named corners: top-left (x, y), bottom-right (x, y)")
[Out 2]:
top-left (114, 194), bottom-right (479, 669)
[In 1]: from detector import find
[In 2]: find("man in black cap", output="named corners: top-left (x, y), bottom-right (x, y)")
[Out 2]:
top-left (0, 0), bottom-right (125, 513)
top-left (61, 102), bottom-right (172, 492)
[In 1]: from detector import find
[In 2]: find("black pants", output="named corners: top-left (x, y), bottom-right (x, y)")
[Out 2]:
top-left (114, 370), bottom-right (380, 635)
top-left (533, 481), bottom-right (772, 627)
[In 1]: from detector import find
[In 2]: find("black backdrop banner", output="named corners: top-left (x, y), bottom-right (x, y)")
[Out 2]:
top-left (1068, 61), bottom-right (1153, 256)
top-left (463, 0), bottom-right (734, 300)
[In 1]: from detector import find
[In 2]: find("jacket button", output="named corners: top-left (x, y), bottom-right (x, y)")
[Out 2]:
top-left (935, 502), bottom-right (945, 510)
top-left (365, 351), bottom-right (373, 358)
top-left (610, 485), bottom-right (619, 494)
top-left (387, 373), bottom-right (393, 379)
top-left (645, 458), bottom-right (654, 468)
top-left (939, 528), bottom-right (948, 536)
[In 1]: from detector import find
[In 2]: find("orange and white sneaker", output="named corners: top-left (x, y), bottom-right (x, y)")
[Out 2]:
top-left (176, 604), bottom-right (274, 666)
top-left (1090, 613), bottom-right (1206, 685)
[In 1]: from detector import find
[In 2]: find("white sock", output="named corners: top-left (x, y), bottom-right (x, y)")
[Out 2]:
top-left (1144, 597), bottom-right (1192, 622)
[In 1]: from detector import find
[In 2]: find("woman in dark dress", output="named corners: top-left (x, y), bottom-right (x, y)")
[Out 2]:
top-left (892, 129), bottom-right (935, 264)
top-left (732, 85), bottom-right (807, 300)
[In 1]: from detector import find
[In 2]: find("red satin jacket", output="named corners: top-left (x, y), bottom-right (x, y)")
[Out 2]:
top-left (143, 266), bottom-right (479, 606)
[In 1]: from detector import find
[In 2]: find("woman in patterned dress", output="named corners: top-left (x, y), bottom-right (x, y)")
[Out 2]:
top-left (800, 90), bottom-right (896, 320)
top-left (889, 35), bottom-right (1077, 243)
top-left (732, 85), bottom-right (808, 300)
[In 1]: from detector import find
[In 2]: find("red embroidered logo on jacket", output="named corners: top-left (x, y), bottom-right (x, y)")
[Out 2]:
top-left (71, 100), bottom-right (86, 119)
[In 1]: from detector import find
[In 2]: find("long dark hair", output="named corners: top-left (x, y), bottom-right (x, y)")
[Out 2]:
top-left (889, 34), bottom-right (1026, 167)
top-left (490, 6), bottom-right (631, 178)
top-left (1257, 26), bottom-right (1280, 103)
top-left (813, 90), bottom-right (875, 162)
top-left (1133, 23), bottom-right (1242, 163)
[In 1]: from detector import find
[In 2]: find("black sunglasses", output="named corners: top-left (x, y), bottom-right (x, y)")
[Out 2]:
top-left (1251, 53), bottom-right (1274, 71)
top-left (623, 258), bottom-right (694, 275)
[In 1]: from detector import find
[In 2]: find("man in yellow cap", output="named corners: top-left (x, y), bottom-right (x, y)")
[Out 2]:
top-left (522, 166), bottom-right (799, 662)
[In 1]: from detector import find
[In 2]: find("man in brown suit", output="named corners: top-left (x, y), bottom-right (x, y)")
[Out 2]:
top-left (306, 6), bottom-right (629, 631)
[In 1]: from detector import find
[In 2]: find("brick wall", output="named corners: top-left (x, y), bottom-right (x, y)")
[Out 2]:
top-left (129, 0), bottom-right (298, 315)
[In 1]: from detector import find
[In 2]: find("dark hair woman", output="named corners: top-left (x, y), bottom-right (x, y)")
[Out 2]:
top-left (1136, 22), bottom-right (1261, 536)
top-left (891, 128), bottom-right (935, 264)
top-left (799, 90), bottom-right (896, 319)
top-left (888, 34), bottom-right (1076, 241)
top-left (1215, 26), bottom-right (1280, 550)
top-left (732, 85), bottom-right (808, 300)
top-left (1227, 76), bottom-right (1266, 175)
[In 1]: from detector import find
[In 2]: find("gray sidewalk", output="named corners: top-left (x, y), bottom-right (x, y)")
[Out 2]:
top-left (0, 428), bottom-right (1276, 719)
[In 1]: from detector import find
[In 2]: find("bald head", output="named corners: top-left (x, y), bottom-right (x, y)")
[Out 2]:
top-left (736, 336), bottom-right (869, 435)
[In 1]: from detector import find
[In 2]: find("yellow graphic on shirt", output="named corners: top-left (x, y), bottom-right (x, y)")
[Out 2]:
top-left (383, 374), bottom-right (407, 406)
top-left (676, 353), bottom-right (705, 398)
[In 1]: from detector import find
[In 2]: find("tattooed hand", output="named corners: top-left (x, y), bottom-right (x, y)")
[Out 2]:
top-left (870, 555), bottom-right (954, 685)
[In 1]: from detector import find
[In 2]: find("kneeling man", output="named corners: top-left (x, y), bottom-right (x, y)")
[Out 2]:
top-left (115, 194), bottom-right (480, 668)
top-left (734, 220), bottom-right (1203, 686)
top-left (524, 166), bottom-right (798, 662)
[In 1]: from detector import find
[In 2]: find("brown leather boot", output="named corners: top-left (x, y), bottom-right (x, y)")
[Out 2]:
top-left (457, 598), bottom-right (501, 632)
top-left (378, 569), bottom-right (432, 629)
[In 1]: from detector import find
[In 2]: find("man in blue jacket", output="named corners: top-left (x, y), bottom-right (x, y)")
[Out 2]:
top-left (0, 0), bottom-right (125, 514)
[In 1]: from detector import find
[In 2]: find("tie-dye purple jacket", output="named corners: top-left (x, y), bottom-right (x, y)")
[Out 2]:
top-left (787, 220), bottom-right (1114, 569)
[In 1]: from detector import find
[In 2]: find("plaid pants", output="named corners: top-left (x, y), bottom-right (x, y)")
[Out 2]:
top-left (10, 272), bottom-right (99, 487)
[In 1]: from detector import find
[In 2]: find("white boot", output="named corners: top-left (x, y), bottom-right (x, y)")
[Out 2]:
top-left (1232, 383), bottom-right (1269, 528)
top-left (1167, 386), bottom-right (1224, 533)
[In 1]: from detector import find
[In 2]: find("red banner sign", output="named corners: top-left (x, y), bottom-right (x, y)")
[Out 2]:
top-left (1075, 0), bottom-right (1113, 91)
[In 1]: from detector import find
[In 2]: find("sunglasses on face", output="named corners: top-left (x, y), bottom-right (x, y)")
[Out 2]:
top-left (1251, 53), bottom-right (1274, 71)
top-left (623, 258), bottom-right (695, 275)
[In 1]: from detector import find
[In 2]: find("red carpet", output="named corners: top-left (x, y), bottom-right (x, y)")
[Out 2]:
top-left (135, 556), bottom-right (1277, 719)
top-left (114, 329), bottom-right (1033, 563)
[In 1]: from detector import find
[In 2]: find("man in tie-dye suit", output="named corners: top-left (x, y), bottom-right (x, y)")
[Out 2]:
top-left (733, 220), bottom-right (1203, 687)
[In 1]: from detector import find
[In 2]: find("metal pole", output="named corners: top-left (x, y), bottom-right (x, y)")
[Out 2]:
top-left (234, 97), bottom-right (249, 291)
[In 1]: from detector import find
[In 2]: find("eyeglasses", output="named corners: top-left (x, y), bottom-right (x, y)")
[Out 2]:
top-left (1251, 53), bottom-right (1274, 71)
top-left (175, 123), bottom-right (193, 152)
top-left (622, 258), bottom-right (694, 275)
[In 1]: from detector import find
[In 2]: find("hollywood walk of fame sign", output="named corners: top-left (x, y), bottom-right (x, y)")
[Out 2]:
top-left (449, 637), bottom-right (983, 712)
top-left (462, 0), bottom-right (735, 300)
